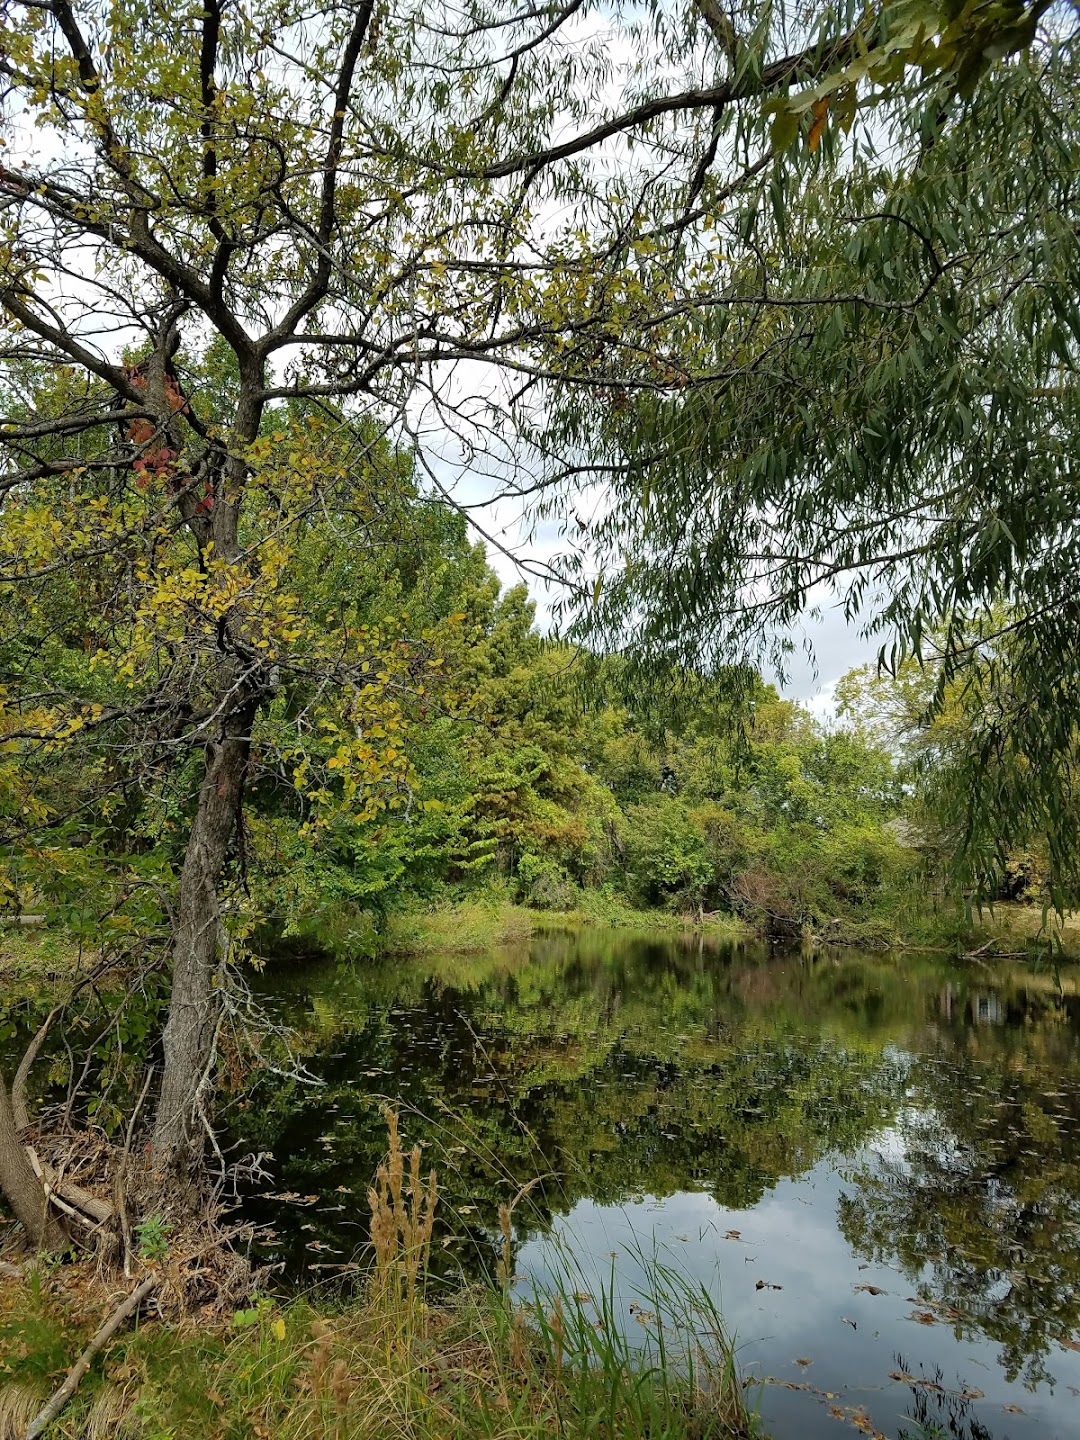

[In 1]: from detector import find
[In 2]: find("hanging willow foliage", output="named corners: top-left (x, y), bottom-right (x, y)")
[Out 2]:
top-left (532, 26), bottom-right (1080, 903)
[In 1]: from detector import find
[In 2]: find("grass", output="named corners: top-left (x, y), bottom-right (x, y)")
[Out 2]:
top-left (384, 896), bottom-right (749, 956)
top-left (0, 924), bottom-right (88, 981)
top-left (383, 900), bottom-right (539, 954)
top-left (903, 900), bottom-right (1080, 963)
top-left (0, 895), bottom-right (746, 974)
top-left (0, 1284), bottom-right (756, 1440)
top-left (550, 890), bottom-right (749, 938)
top-left (0, 1112), bottom-right (757, 1440)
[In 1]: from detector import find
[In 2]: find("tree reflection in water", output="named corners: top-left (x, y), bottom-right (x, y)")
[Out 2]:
top-left (234, 932), bottom-right (1080, 1402)
top-left (893, 1356), bottom-right (1002, 1440)
top-left (839, 1046), bottom-right (1080, 1387)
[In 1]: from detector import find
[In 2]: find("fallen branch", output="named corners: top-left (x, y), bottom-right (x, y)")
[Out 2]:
top-left (11, 1007), bottom-right (62, 1132)
top-left (117, 1065), bottom-right (155, 1276)
top-left (12, 996), bottom-right (114, 1228)
top-left (23, 1147), bottom-right (113, 1229)
top-left (961, 947), bottom-right (1029, 960)
top-left (24, 1273), bottom-right (157, 1440)
top-left (24, 1151), bottom-right (90, 1229)
top-left (12, 952), bottom-right (124, 1128)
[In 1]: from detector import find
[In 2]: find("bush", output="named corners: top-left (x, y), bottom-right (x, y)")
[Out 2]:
top-left (620, 798), bottom-right (713, 909)
top-left (516, 852), bottom-right (580, 910)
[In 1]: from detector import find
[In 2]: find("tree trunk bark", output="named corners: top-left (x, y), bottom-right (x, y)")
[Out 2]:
top-left (0, 1070), bottom-right (67, 1253)
top-left (149, 348), bottom-right (266, 1188)
top-left (150, 692), bottom-right (256, 1176)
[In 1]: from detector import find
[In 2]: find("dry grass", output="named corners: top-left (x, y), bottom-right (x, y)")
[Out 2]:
top-left (967, 901), bottom-right (1080, 960)
top-left (0, 925), bottom-right (86, 981)
top-left (909, 901), bottom-right (1080, 963)
top-left (368, 1106), bottom-right (437, 1322)
top-left (384, 901), bottom-right (537, 955)
top-left (384, 898), bottom-right (749, 958)
top-left (0, 1383), bottom-right (43, 1440)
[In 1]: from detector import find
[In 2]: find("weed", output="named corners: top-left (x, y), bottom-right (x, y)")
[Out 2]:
top-left (135, 1215), bottom-right (173, 1262)
top-left (0, 1113), bottom-right (757, 1439)
top-left (368, 1106), bottom-right (437, 1321)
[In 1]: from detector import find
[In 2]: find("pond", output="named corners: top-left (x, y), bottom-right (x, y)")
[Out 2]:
top-left (236, 928), bottom-right (1080, 1440)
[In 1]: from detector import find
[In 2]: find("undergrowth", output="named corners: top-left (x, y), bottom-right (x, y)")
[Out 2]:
top-left (901, 899), bottom-right (1080, 963)
top-left (0, 1110), bottom-right (757, 1440)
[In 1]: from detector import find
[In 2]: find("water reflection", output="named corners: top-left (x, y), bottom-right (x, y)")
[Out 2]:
top-left (839, 1048), bottom-right (1080, 1388)
top-left (238, 929), bottom-right (1080, 1439)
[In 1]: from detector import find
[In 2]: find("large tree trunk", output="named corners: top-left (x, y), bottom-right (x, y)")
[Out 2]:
top-left (0, 1070), bottom-right (67, 1253)
top-left (151, 692), bottom-right (257, 1176)
top-left (149, 348), bottom-right (265, 1188)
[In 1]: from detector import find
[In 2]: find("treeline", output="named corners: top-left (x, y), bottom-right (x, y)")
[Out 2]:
top-left (243, 501), bottom-right (917, 952)
top-left (0, 370), bottom-right (915, 967)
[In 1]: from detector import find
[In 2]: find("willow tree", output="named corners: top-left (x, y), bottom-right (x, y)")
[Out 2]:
top-left (0, 0), bottom-right (1051, 1255)
top-left (533, 15), bottom-right (1080, 904)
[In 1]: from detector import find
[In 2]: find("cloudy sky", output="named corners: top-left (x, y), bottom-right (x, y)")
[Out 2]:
top-left (453, 484), bottom-right (879, 717)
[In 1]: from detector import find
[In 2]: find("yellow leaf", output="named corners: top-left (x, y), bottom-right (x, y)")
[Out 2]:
top-left (807, 96), bottom-right (831, 153)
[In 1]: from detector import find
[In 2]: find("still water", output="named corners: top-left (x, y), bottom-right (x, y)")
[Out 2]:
top-left (238, 929), bottom-right (1080, 1440)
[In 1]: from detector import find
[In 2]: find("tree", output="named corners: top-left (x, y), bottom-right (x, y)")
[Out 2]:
top-left (0, 0), bottom-right (1052, 1255)
top-left (837, 630), bottom-right (1080, 904)
top-left (535, 18), bottom-right (1079, 901)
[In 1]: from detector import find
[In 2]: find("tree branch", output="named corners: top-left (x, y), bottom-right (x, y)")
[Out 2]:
top-left (25, 1274), bottom-right (158, 1440)
top-left (260, 0), bottom-right (375, 350)
top-left (437, 28), bottom-right (869, 179)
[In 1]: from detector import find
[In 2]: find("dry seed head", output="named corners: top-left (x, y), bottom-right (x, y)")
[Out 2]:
top-left (510, 1307), bottom-right (530, 1373)
top-left (385, 1106), bottom-right (404, 1211)
top-left (330, 1357), bottom-right (353, 1410)
top-left (368, 1109), bottom-right (438, 1306)
top-left (369, 1174), bottom-right (398, 1273)
top-left (496, 1202), bottom-right (512, 1289)
top-left (550, 1294), bottom-right (565, 1370)
top-left (309, 1336), bottom-right (333, 1394)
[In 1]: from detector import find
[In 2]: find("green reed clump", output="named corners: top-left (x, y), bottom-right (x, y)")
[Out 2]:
top-left (503, 1242), bottom-right (757, 1440)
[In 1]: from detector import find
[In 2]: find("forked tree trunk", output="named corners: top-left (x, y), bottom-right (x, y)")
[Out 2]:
top-left (0, 1070), bottom-right (67, 1253)
top-left (150, 693), bottom-right (257, 1176)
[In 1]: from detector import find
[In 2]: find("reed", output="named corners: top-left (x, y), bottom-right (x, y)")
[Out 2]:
top-left (367, 1106), bottom-right (437, 1326)
top-left (0, 1275), bottom-right (757, 1440)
